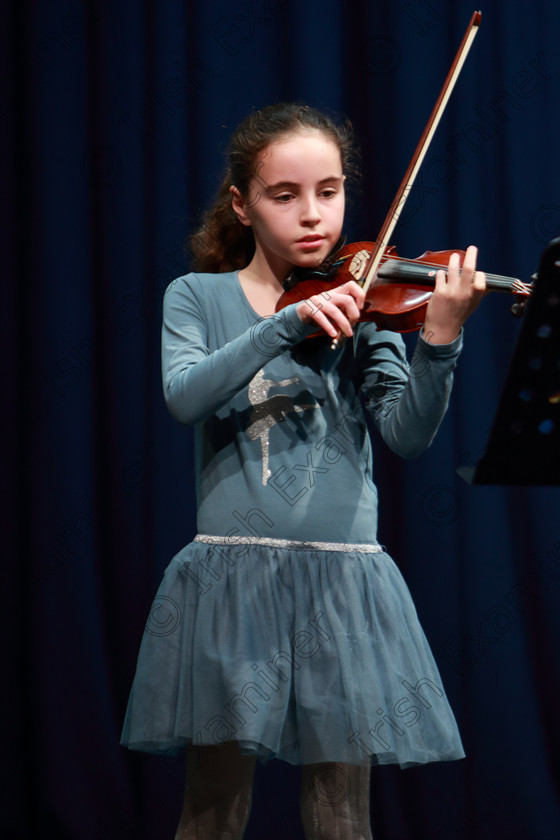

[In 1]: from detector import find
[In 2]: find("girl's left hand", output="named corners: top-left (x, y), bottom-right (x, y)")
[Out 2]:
top-left (423, 245), bottom-right (486, 344)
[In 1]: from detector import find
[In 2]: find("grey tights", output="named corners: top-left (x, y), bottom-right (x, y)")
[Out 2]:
top-left (174, 744), bottom-right (373, 839)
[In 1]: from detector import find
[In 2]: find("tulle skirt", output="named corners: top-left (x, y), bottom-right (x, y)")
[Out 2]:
top-left (121, 536), bottom-right (464, 768)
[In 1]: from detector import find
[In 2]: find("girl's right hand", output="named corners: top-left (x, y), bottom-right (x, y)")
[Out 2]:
top-left (295, 280), bottom-right (365, 339)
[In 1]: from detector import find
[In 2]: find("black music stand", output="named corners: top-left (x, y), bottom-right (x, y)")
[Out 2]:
top-left (458, 238), bottom-right (560, 485)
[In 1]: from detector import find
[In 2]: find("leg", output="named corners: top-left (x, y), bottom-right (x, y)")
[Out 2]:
top-left (300, 762), bottom-right (373, 840)
top-left (175, 741), bottom-right (257, 839)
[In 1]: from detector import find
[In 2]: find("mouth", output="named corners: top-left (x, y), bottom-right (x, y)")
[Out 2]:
top-left (297, 235), bottom-right (325, 243)
top-left (296, 235), bottom-right (326, 252)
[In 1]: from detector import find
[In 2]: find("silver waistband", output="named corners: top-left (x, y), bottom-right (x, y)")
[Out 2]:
top-left (194, 534), bottom-right (384, 553)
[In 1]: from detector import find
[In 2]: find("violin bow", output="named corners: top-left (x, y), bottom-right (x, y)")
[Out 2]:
top-left (331, 10), bottom-right (482, 349)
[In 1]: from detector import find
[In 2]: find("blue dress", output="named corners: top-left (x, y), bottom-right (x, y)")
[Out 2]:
top-left (121, 271), bottom-right (465, 768)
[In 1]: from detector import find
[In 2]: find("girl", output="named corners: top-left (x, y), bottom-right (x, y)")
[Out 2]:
top-left (121, 103), bottom-right (485, 839)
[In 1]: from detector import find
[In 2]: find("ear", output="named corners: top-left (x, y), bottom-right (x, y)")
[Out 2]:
top-left (230, 186), bottom-right (252, 227)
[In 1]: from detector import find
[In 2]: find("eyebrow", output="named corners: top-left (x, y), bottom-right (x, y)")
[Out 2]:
top-left (264, 176), bottom-right (343, 192)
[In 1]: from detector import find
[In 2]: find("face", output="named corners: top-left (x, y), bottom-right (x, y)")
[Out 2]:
top-left (232, 130), bottom-right (345, 275)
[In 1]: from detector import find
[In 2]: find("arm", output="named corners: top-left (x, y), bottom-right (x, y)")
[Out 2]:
top-left (357, 325), bottom-right (462, 458)
top-left (302, 246), bottom-right (484, 456)
top-left (162, 275), bottom-right (313, 424)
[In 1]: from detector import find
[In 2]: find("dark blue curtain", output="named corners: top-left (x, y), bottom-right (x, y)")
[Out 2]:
top-left (7, 0), bottom-right (560, 837)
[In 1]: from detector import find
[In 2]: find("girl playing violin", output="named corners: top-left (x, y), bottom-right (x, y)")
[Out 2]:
top-left (122, 103), bottom-right (486, 839)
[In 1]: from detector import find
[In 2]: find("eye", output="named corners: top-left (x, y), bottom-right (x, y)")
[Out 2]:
top-left (274, 193), bottom-right (294, 203)
top-left (319, 188), bottom-right (338, 199)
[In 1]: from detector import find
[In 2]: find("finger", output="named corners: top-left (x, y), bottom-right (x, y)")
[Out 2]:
top-left (336, 280), bottom-right (365, 309)
top-left (445, 251), bottom-right (462, 286)
top-left (434, 267), bottom-right (448, 293)
top-left (306, 297), bottom-right (355, 337)
top-left (323, 299), bottom-right (357, 336)
top-left (317, 291), bottom-right (362, 325)
top-left (472, 269), bottom-right (486, 292)
top-left (308, 310), bottom-right (339, 338)
top-left (459, 245), bottom-right (478, 283)
top-left (317, 307), bottom-right (353, 337)
top-left (337, 293), bottom-right (362, 323)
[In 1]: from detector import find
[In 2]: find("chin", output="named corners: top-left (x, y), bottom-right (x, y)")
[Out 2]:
top-left (294, 249), bottom-right (332, 268)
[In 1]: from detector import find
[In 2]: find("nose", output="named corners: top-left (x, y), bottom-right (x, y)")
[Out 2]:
top-left (300, 193), bottom-right (321, 225)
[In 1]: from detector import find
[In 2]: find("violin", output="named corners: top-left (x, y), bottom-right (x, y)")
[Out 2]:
top-left (276, 241), bottom-right (533, 334)
top-left (275, 12), bottom-right (533, 346)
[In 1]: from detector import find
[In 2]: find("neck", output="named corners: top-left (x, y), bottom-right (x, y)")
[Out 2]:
top-left (241, 251), bottom-right (291, 290)
top-left (237, 253), bottom-right (291, 318)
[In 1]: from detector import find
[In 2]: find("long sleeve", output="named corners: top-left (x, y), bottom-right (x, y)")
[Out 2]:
top-left (162, 273), bottom-right (314, 424)
top-left (357, 322), bottom-right (462, 458)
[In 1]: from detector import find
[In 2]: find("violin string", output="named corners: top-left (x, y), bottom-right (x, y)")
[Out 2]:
top-left (373, 253), bottom-right (523, 290)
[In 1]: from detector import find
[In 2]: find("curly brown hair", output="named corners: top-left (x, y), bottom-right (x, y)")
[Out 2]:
top-left (189, 103), bottom-right (360, 273)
